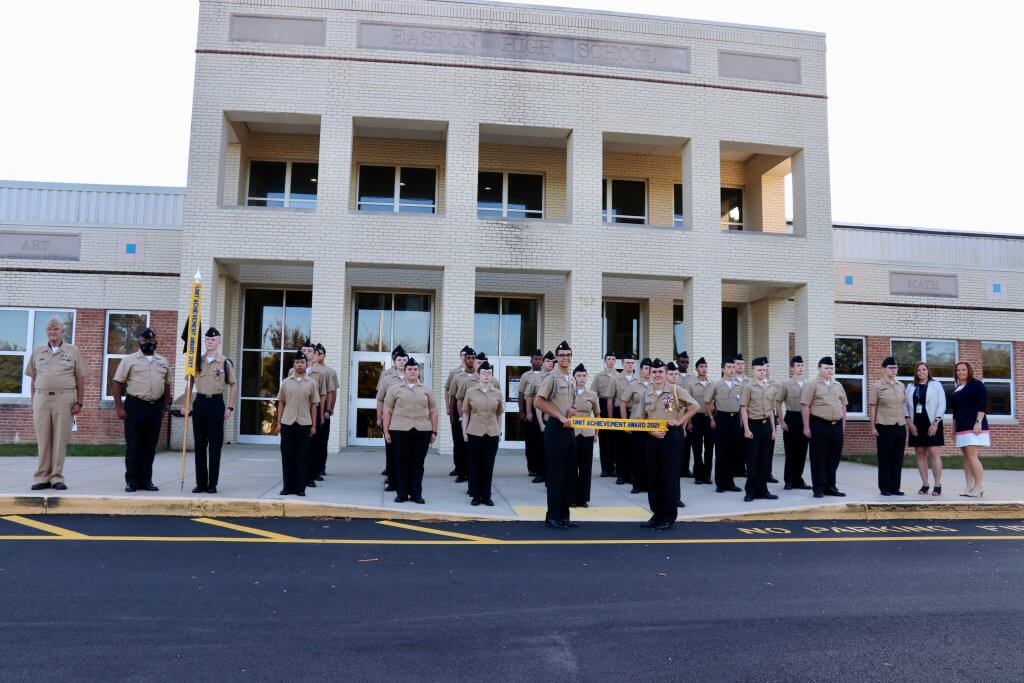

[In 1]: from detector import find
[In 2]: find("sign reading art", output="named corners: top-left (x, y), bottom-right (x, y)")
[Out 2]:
top-left (358, 22), bottom-right (691, 74)
top-left (889, 272), bottom-right (958, 298)
top-left (0, 232), bottom-right (81, 261)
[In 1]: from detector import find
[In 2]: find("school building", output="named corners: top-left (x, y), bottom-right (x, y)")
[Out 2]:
top-left (0, 0), bottom-right (1019, 455)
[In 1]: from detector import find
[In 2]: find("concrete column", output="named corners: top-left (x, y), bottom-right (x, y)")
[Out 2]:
top-left (567, 129), bottom-right (602, 225)
top-left (312, 259), bottom-right (347, 452)
top-left (646, 296), bottom-right (675, 361)
top-left (437, 264), bottom-right (475, 455)
top-left (566, 269), bottom-right (602, 368)
top-left (316, 113), bottom-right (352, 219)
top-left (791, 142), bottom-right (832, 240)
top-left (683, 275), bottom-right (722, 378)
top-left (749, 297), bottom-right (791, 372)
top-left (445, 120), bottom-right (480, 221)
top-left (682, 136), bottom-right (719, 235)
top-left (793, 282), bottom-right (836, 366)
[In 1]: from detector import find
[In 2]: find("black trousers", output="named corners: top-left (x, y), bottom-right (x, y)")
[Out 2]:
top-left (279, 423), bottom-right (310, 494)
top-left (124, 395), bottom-right (163, 486)
top-left (679, 426), bottom-right (691, 476)
top-left (809, 416), bottom-right (844, 493)
top-left (468, 434), bottom-right (499, 501)
top-left (392, 429), bottom-right (430, 500)
top-left (782, 411), bottom-right (809, 487)
top-left (544, 420), bottom-right (576, 523)
top-left (384, 439), bottom-right (396, 485)
top-left (451, 414), bottom-right (468, 477)
top-left (630, 431), bottom-right (648, 492)
top-left (596, 402), bottom-right (615, 475)
top-left (876, 424), bottom-right (906, 494)
top-left (690, 414), bottom-right (714, 483)
top-left (310, 416), bottom-right (330, 477)
top-left (713, 412), bottom-right (742, 489)
top-left (575, 435), bottom-right (594, 504)
top-left (192, 395), bottom-right (224, 489)
top-left (744, 419), bottom-right (774, 498)
top-left (613, 406), bottom-right (631, 482)
top-left (647, 428), bottom-right (682, 524)
top-left (525, 414), bottom-right (543, 476)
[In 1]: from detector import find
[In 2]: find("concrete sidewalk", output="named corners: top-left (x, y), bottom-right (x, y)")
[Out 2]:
top-left (1, 445), bottom-right (1021, 521)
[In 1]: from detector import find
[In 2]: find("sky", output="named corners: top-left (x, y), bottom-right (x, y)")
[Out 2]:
top-left (1, 0), bottom-right (1021, 234)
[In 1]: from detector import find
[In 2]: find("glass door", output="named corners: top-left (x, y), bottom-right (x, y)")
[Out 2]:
top-left (349, 352), bottom-right (387, 445)
top-left (497, 357), bottom-right (530, 448)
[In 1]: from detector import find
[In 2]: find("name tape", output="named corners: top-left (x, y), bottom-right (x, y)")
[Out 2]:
top-left (567, 416), bottom-right (668, 432)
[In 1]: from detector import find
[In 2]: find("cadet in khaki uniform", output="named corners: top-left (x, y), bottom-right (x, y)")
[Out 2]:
top-left (444, 346), bottom-right (469, 477)
top-left (461, 360), bottom-right (503, 506)
top-left (189, 328), bottom-right (236, 494)
top-left (525, 351), bottom-right (555, 484)
top-left (518, 349), bottom-right (544, 479)
top-left (776, 356), bottom-right (812, 490)
top-left (276, 351), bottom-right (319, 496)
top-left (674, 353), bottom-right (693, 477)
top-left (446, 347), bottom-right (472, 479)
top-left (591, 352), bottom-right (619, 478)
top-left (620, 358), bottom-right (652, 494)
top-left (26, 316), bottom-right (85, 491)
top-left (801, 356), bottom-right (849, 498)
top-left (113, 327), bottom-right (172, 492)
top-left (869, 356), bottom-right (907, 496)
top-left (383, 357), bottom-right (437, 504)
top-left (376, 346), bottom-right (408, 491)
top-left (708, 356), bottom-right (743, 493)
top-left (684, 358), bottom-right (714, 485)
top-left (311, 344), bottom-right (339, 480)
top-left (740, 357), bottom-right (779, 502)
top-left (571, 364), bottom-right (601, 507)
top-left (611, 354), bottom-right (638, 485)
top-left (639, 359), bottom-right (699, 530)
top-left (535, 341), bottom-right (577, 530)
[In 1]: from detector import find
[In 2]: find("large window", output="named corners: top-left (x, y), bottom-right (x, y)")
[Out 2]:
top-left (0, 309), bottom-right (75, 397)
top-left (474, 297), bottom-right (539, 357)
top-left (602, 179), bottom-right (647, 225)
top-left (673, 184), bottom-right (684, 227)
top-left (982, 341), bottom-right (1014, 416)
top-left (603, 301), bottom-right (641, 359)
top-left (477, 172), bottom-right (543, 220)
top-left (721, 187), bottom-right (744, 230)
top-left (892, 339), bottom-right (958, 410)
top-left (357, 165), bottom-right (437, 213)
top-left (672, 303), bottom-right (685, 357)
top-left (103, 311), bottom-right (149, 399)
top-left (834, 336), bottom-right (866, 415)
top-left (246, 160), bottom-right (318, 208)
top-left (353, 292), bottom-right (432, 353)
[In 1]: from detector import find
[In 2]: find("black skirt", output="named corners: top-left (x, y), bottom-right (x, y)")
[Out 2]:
top-left (907, 414), bottom-right (944, 447)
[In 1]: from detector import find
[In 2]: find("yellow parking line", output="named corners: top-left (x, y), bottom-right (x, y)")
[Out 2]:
top-left (192, 517), bottom-right (300, 541)
top-left (1, 515), bottom-right (89, 538)
top-left (376, 520), bottom-right (501, 543)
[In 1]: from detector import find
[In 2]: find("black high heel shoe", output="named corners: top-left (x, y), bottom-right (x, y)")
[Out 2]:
top-left (932, 485), bottom-right (942, 496)
top-left (917, 485), bottom-right (929, 495)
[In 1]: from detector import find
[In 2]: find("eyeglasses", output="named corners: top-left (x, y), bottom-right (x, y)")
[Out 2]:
top-left (556, 353), bottom-right (572, 358)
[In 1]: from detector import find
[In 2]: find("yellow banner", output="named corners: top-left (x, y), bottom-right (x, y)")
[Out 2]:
top-left (567, 416), bottom-right (668, 432)
top-left (183, 280), bottom-right (203, 378)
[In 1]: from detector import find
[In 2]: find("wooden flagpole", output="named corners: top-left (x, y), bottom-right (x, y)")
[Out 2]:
top-left (180, 271), bottom-right (203, 491)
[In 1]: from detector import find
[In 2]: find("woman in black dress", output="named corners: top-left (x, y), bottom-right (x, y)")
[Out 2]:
top-left (904, 362), bottom-right (946, 496)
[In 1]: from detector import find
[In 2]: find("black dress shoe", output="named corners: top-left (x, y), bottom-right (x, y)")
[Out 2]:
top-left (762, 494), bottom-right (779, 500)
top-left (313, 475), bottom-right (324, 482)
top-left (30, 482), bottom-right (50, 491)
top-left (51, 482), bottom-right (67, 491)
top-left (744, 494), bottom-right (756, 502)
top-left (531, 476), bottom-right (545, 484)
top-left (192, 486), bottom-right (205, 494)
top-left (545, 519), bottom-right (568, 530)
top-left (795, 484), bottom-right (813, 490)
top-left (295, 491), bottom-right (305, 496)
top-left (412, 497), bottom-right (426, 504)
top-left (483, 499), bottom-right (494, 507)
top-left (125, 484), bottom-right (137, 492)
top-left (563, 521), bottom-right (579, 528)
top-left (825, 488), bottom-right (846, 497)
top-left (767, 477), bottom-right (779, 484)
top-left (394, 495), bottom-right (406, 503)
top-left (384, 484), bottom-right (396, 492)
top-left (681, 470), bottom-right (693, 478)
top-left (892, 491), bottom-right (905, 496)
top-left (307, 480), bottom-right (317, 488)
top-left (279, 489), bottom-right (289, 496)
top-left (449, 469), bottom-right (458, 476)
top-left (654, 522), bottom-right (673, 531)
top-left (813, 491), bottom-right (824, 498)
top-left (630, 487), bottom-right (641, 494)
top-left (455, 476), bottom-right (468, 483)
top-left (577, 502), bottom-right (589, 508)
top-left (676, 501), bottom-right (686, 508)
top-left (643, 516), bottom-right (658, 528)
top-left (141, 483), bottom-right (159, 491)
top-left (599, 471), bottom-right (612, 477)
top-left (880, 491), bottom-right (892, 496)
top-left (382, 469), bottom-right (388, 476)
top-left (784, 484), bottom-right (794, 490)
top-left (470, 498), bottom-right (480, 506)
top-left (207, 486), bottom-right (217, 494)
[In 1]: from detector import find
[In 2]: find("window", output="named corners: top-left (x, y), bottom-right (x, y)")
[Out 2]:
top-left (891, 339), bottom-right (958, 410)
top-left (982, 342), bottom-right (1014, 416)
top-left (474, 297), bottom-right (539, 357)
top-left (673, 184), bottom-right (684, 227)
top-left (357, 165), bottom-right (437, 213)
top-left (102, 311), bottom-right (149, 399)
top-left (477, 172), bottom-right (543, 220)
top-left (721, 187), bottom-right (743, 230)
top-left (672, 303), bottom-right (685, 357)
top-left (834, 337), bottom-right (866, 415)
top-left (353, 292), bottom-right (432, 353)
top-left (246, 160), bottom-right (318, 208)
top-left (603, 301), bottom-right (641, 359)
top-left (602, 179), bottom-right (647, 224)
top-left (0, 309), bottom-right (75, 397)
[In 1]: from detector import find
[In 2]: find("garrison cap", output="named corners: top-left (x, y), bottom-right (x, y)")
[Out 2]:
top-left (479, 360), bottom-right (493, 371)
top-left (734, 353), bottom-right (744, 361)
top-left (460, 345), bottom-right (472, 355)
top-left (464, 347), bottom-right (476, 357)
top-left (790, 355), bottom-right (803, 366)
top-left (573, 363), bottom-right (587, 374)
top-left (476, 352), bottom-right (489, 362)
top-left (819, 356), bottom-right (834, 366)
top-left (621, 353), bottom-right (637, 361)
top-left (138, 327), bottom-right (157, 339)
top-left (406, 357), bottom-right (418, 368)
top-left (543, 351), bottom-right (555, 361)
top-left (666, 361), bottom-right (678, 371)
top-left (393, 345), bottom-right (408, 359)
top-left (696, 357), bottom-right (707, 367)
top-left (640, 358), bottom-right (652, 368)
top-left (650, 358), bottom-right (666, 369)
top-left (314, 343), bottom-right (325, 352)
top-left (292, 350), bottom-right (306, 363)
top-left (302, 338), bottom-right (313, 348)
top-left (752, 356), bottom-right (768, 367)
top-left (531, 348), bottom-right (543, 357)
top-left (556, 341), bottom-right (572, 352)
top-left (604, 350), bottom-right (617, 358)
top-left (882, 356), bottom-right (897, 368)
top-left (204, 327), bottom-right (221, 338)
top-left (677, 351), bottom-right (689, 359)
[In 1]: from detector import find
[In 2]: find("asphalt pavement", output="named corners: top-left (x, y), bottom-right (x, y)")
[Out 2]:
top-left (3, 516), bottom-right (1024, 681)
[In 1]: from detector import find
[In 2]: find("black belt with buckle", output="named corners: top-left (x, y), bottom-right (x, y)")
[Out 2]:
top-left (197, 393), bottom-right (222, 400)
top-left (128, 395), bottom-right (161, 405)
top-left (755, 418), bottom-right (769, 424)
top-left (811, 416), bottom-right (840, 425)
top-left (721, 412), bottom-right (738, 418)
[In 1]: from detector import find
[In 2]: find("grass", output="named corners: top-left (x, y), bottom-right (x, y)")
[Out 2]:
top-left (844, 453), bottom-right (1024, 471)
top-left (0, 443), bottom-right (127, 457)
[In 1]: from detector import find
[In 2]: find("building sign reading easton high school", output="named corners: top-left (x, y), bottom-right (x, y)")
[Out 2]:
top-left (357, 22), bottom-right (691, 74)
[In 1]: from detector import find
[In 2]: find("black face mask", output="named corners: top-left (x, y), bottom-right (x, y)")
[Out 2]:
top-left (140, 342), bottom-right (157, 355)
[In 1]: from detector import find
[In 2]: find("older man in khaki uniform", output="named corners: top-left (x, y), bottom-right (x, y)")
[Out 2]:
top-left (801, 356), bottom-right (849, 498)
top-left (26, 316), bottom-right (86, 490)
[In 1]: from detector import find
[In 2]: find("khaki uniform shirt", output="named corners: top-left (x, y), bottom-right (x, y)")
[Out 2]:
top-left (461, 383), bottom-right (504, 437)
top-left (683, 377), bottom-right (713, 411)
top-left (384, 383), bottom-right (436, 432)
top-left (376, 368), bottom-right (404, 402)
top-left (741, 380), bottom-right (777, 421)
top-left (320, 364), bottom-right (340, 397)
top-left (194, 354), bottom-right (236, 396)
top-left (25, 342), bottom-right (85, 391)
top-left (621, 379), bottom-right (650, 419)
top-left (869, 377), bottom-right (906, 426)
top-left (591, 369), bottom-right (618, 402)
top-left (518, 369), bottom-right (541, 402)
top-left (444, 366), bottom-right (462, 399)
top-left (455, 373), bottom-right (499, 402)
top-left (447, 369), bottom-right (468, 403)
top-left (537, 369), bottom-right (573, 418)
top-left (113, 351), bottom-right (171, 401)
top-left (801, 377), bottom-right (848, 422)
top-left (524, 370), bottom-right (548, 399)
top-left (613, 372), bottom-right (637, 406)
top-left (571, 388), bottom-right (601, 437)
top-left (277, 374), bottom-right (319, 426)
top-left (709, 378), bottom-right (743, 415)
top-left (640, 384), bottom-right (698, 422)
top-left (777, 378), bottom-right (807, 412)
top-left (375, 366), bottom-right (401, 394)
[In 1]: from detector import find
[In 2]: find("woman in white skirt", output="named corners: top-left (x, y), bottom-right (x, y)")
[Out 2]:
top-left (949, 361), bottom-right (989, 497)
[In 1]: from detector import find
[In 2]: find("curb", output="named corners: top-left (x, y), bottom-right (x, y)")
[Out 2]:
top-left (689, 502), bottom-right (1024, 522)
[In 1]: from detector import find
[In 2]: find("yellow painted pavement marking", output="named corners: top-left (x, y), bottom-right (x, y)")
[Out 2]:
top-left (192, 517), bottom-right (300, 540)
top-left (512, 505), bottom-right (650, 521)
top-left (1, 514), bottom-right (89, 538)
top-left (376, 520), bottom-right (501, 543)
